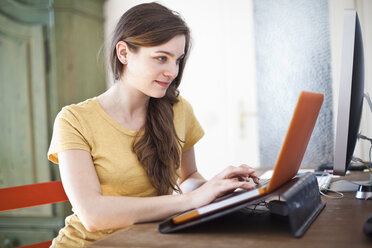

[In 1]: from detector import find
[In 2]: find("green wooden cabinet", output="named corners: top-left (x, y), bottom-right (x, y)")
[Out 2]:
top-left (0, 0), bottom-right (106, 246)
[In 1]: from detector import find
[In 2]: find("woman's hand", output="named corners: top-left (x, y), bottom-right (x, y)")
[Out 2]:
top-left (186, 164), bottom-right (259, 209)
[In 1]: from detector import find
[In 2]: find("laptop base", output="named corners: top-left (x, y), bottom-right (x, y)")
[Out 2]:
top-left (158, 173), bottom-right (325, 238)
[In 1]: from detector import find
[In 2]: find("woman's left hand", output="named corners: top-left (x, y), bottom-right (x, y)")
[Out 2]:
top-left (186, 164), bottom-right (259, 209)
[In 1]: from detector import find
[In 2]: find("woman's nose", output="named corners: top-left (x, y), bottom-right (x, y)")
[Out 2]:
top-left (163, 63), bottom-right (179, 79)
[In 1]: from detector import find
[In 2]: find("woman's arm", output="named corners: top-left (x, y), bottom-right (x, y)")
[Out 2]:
top-left (179, 147), bottom-right (207, 193)
top-left (59, 148), bottom-right (258, 232)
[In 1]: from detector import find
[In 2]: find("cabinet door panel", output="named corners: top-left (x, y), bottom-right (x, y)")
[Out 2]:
top-left (0, 13), bottom-right (51, 217)
top-left (54, 4), bottom-right (106, 107)
top-left (0, 228), bottom-right (55, 247)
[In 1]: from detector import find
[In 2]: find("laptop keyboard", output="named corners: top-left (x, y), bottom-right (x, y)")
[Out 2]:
top-left (214, 179), bottom-right (270, 202)
top-left (256, 178), bottom-right (270, 188)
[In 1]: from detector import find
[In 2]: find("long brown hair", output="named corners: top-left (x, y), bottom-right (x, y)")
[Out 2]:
top-left (109, 2), bottom-right (191, 195)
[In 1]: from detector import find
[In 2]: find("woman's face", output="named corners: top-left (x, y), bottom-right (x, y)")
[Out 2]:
top-left (121, 35), bottom-right (186, 98)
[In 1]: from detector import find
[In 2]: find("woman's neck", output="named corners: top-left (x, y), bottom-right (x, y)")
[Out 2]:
top-left (98, 81), bottom-right (149, 131)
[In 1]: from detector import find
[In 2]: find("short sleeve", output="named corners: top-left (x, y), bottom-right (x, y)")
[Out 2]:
top-left (180, 97), bottom-right (204, 151)
top-left (47, 107), bottom-right (91, 164)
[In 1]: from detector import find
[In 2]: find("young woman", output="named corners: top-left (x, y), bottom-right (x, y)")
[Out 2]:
top-left (48, 2), bottom-right (259, 247)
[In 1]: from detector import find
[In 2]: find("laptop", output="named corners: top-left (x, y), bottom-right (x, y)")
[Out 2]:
top-left (171, 91), bottom-right (324, 225)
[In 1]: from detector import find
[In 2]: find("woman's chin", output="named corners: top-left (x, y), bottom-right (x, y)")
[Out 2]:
top-left (150, 90), bottom-right (167, 99)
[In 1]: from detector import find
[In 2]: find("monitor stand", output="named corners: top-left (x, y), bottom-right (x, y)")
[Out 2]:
top-left (355, 173), bottom-right (372, 199)
top-left (329, 173), bottom-right (372, 200)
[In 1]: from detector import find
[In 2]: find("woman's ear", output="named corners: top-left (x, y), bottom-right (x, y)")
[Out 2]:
top-left (116, 41), bottom-right (129, 65)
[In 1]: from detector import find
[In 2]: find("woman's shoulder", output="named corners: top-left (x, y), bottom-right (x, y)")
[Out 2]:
top-left (175, 94), bottom-right (191, 107)
top-left (57, 97), bottom-right (99, 121)
top-left (174, 94), bottom-right (195, 115)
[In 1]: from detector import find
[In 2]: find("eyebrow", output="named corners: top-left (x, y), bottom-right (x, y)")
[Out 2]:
top-left (155, 51), bottom-right (185, 59)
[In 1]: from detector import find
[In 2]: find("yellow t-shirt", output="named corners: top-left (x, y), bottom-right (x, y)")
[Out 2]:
top-left (47, 95), bottom-right (204, 247)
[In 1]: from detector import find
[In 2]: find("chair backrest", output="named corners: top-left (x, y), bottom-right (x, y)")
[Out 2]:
top-left (0, 181), bottom-right (69, 248)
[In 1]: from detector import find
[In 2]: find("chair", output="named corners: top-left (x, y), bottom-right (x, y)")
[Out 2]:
top-left (0, 181), bottom-right (69, 248)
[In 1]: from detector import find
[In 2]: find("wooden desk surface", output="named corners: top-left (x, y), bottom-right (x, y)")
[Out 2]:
top-left (88, 171), bottom-right (372, 248)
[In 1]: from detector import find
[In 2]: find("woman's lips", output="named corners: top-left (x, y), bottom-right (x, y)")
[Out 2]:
top-left (155, 80), bottom-right (171, 88)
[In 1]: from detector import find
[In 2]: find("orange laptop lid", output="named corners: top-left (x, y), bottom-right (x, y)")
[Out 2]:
top-left (262, 91), bottom-right (324, 194)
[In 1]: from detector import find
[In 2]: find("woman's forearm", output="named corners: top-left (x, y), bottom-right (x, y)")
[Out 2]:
top-left (79, 192), bottom-right (194, 232)
top-left (83, 172), bottom-right (207, 232)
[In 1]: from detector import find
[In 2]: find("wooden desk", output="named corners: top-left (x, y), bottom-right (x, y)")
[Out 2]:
top-left (88, 172), bottom-right (372, 248)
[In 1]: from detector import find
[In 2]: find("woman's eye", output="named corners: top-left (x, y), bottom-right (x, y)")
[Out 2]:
top-left (156, 56), bottom-right (167, 62)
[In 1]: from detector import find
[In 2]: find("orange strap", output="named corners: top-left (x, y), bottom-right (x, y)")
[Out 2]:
top-left (0, 181), bottom-right (68, 211)
top-left (19, 240), bottom-right (53, 248)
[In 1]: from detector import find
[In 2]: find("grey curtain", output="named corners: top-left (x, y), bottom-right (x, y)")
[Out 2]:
top-left (254, 0), bottom-right (333, 167)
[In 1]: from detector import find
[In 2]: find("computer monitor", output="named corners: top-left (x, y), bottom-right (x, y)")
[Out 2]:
top-left (332, 10), bottom-right (372, 199)
top-left (333, 10), bottom-right (364, 176)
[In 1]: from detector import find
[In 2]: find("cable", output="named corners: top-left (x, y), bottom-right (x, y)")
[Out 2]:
top-left (356, 132), bottom-right (372, 172)
top-left (240, 200), bottom-right (269, 215)
top-left (358, 133), bottom-right (372, 143)
top-left (320, 188), bottom-right (344, 199)
top-left (318, 170), bottom-right (344, 199)
top-left (354, 157), bottom-right (372, 173)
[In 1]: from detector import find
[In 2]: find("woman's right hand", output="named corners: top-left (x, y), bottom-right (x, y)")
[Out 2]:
top-left (186, 164), bottom-right (259, 209)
